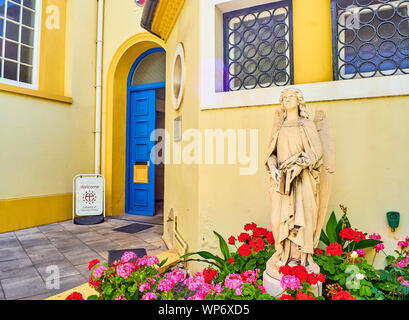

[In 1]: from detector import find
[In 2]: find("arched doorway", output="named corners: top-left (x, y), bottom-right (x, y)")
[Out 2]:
top-left (125, 48), bottom-right (166, 216)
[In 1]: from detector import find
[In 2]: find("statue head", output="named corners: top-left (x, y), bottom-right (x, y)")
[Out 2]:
top-left (278, 88), bottom-right (309, 120)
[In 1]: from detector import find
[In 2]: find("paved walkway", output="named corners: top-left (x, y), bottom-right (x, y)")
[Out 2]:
top-left (0, 213), bottom-right (165, 300)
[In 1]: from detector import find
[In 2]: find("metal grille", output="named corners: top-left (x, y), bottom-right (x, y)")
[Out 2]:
top-left (223, 1), bottom-right (293, 92)
top-left (332, 0), bottom-right (409, 80)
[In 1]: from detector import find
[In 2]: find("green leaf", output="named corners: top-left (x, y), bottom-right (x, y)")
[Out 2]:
top-left (353, 239), bottom-right (383, 250)
top-left (320, 230), bottom-right (330, 246)
top-left (213, 231), bottom-right (230, 261)
top-left (86, 295), bottom-right (99, 300)
top-left (386, 255), bottom-right (395, 265)
top-left (157, 257), bottom-right (168, 268)
top-left (180, 258), bottom-right (221, 269)
top-left (180, 251), bottom-right (225, 266)
top-left (326, 211), bottom-right (338, 244)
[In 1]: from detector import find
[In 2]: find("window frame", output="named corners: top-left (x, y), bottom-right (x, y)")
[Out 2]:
top-left (222, 1), bottom-right (294, 92)
top-left (332, 0), bottom-right (409, 81)
top-left (0, 0), bottom-right (42, 90)
top-left (200, 0), bottom-right (409, 110)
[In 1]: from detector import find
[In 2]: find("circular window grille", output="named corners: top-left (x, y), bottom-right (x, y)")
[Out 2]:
top-left (172, 43), bottom-right (185, 110)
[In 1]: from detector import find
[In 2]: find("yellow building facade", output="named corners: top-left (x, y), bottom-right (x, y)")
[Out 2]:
top-left (1, 0), bottom-right (408, 272)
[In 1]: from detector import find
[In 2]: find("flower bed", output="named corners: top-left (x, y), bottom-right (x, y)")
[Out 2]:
top-left (68, 205), bottom-right (409, 300)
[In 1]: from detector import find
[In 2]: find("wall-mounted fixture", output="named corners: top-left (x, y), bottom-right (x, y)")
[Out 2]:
top-left (387, 211), bottom-right (400, 232)
top-left (172, 43), bottom-right (186, 110)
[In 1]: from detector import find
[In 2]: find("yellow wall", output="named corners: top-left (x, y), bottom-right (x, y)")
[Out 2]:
top-left (0, 0), bottom-right (97, 232)
top-left (161, 0), bottom-right (409, 271)
top-left (161, 0), bottom-right (201, 256)
top-left (293, 0), bottom-right (333, 84)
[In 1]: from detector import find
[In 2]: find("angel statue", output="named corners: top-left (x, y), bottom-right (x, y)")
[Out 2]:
top-left (264, 88), bottom-right (335, 280)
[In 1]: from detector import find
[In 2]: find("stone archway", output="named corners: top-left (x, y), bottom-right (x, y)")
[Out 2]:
top-left (103, 33), bottom-right (166, 216)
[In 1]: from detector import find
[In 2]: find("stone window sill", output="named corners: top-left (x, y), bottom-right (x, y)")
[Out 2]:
top-left (0, 83), bottom-right (73, 104)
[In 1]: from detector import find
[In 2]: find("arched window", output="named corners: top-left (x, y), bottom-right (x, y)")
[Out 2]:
top-left (131, 50), bottom-right (166, 86)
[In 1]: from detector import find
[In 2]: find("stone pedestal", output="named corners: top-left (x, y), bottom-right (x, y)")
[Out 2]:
top-left (263, 271), bottom-right (284, 297)
top-left (263, 271), bottom-right (322, 298)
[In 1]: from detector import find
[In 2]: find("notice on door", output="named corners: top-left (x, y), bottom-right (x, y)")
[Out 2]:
top-left (75, 176), bottom-right (104, 216)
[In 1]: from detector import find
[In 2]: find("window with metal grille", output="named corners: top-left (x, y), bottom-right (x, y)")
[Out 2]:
top-left (0, 0), bottom-right (41, 88)
top-left (332, 0), bottom-right (409, 80)
top-left (223, 1), bottom-right (293, 92)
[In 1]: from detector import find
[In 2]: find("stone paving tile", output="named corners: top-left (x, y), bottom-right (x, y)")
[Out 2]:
top-left (46, 274), bottom-right (88, 298)
top-left (0, 232), bottom-right (16, 239)
top-left (0, 236), bottom-right (22, 249)
top-left (51, 238), bottom-right (89, 253)
top-left (1, 273), bottom-right (49, 300)
top-left (0, 246), bottom-right (29, 262)
top-left (0, 258), bottom-right (35, 280)
top-left (16, 234), bottom-right (52, 249)
top-left (85, 239), bottom-right (120, 252)
top-left (19, 292), bottom-right (52, 300)
top-left (60, 224), bottom-right (92, 235)
top-left (0, 285), bottom-right (4, 300)
top-left (25, 244), bottom-right (66, 265)
top-left (34, 258), bottom-right (80, 281)
top-left (41, 230), bottom-right (76, 242)
top-left (135, 231), bottom-right (164, 243)
top-left (75, 263), bottom-right (93, 279)
top-left (96, 251), bottom-right (108, 260)
top-left (62, 249), bottom-right (104, 267)
top-left (74, 232), bottom-right (106, 243)
top-left (37, 223), bottom-right (66, 232)
top-left (14, 228), bottom-right (42, 237)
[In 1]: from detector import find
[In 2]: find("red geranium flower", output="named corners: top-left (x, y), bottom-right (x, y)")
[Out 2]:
top-left (279, 265), bottom-right (294, 276)
top-left (228, 236), bottom-right (236, 245)
top-left (203, 268), bottom-right (218, 283)
top-left (326, 242), bottom-right (344, 256)
top-left (340, 228), bottom-right (366, 242)
top-left (278, 294), bottom-right (295, 300)
top-left (314, 248), bottom-right (324, 255)
top-left (227, 257), bottom-right (235, 263)
top-left (265, 231), bottom-right (275, 244)
top-left (293, 266), bottom-right (309, 282)
top-left (88, 277), bottom-right (101, 288)
top-left (244, 222), bottom-right (257, 231)
top-left (332, 290), bottom-right (356, 300)
top-left (253, 227), bottom-right (268, 238)
top-left (238, 244), bottom-right (252, 257)
top-left (65, 292), bottom-right (84, 300)
top-left (88, 259), bottom-right (100, 271)
top-left (296, 291), bottom-right (318, 300)
top-left (238, 232), bottom-right (252, 243)
top-left (317, 273), bottom-right (326, 283)
top-left (339, 228), bottom-right (358, 241)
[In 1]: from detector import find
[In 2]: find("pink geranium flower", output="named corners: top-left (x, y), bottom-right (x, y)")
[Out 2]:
top-left (142, 292), bottom-right (158, 300)
top-left (224, 273), bottom-right (243, 290)
top-left (116, 263), bottom-right (134, 279)
top-left (92, 265), bottom-right (107, 279)
top-left (280, 275), bottom-right (303, 291)
top-left (121, 251), bottom-right (137, 263)
top-left (137, 256), bottom-right (160, 267)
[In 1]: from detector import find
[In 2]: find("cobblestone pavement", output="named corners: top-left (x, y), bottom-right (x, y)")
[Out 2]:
top-left (0, 213), bottom-right (165, 300)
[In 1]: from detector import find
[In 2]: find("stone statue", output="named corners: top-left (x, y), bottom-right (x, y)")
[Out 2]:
top-left (264, 88), bottom-right (335, 280)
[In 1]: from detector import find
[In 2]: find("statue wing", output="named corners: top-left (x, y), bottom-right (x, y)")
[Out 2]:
top-left (313, 108), bottom-right (336, 247)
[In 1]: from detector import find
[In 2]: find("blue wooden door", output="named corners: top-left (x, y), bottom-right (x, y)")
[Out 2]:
top-left (126, 89), bottom-right (156, 216)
